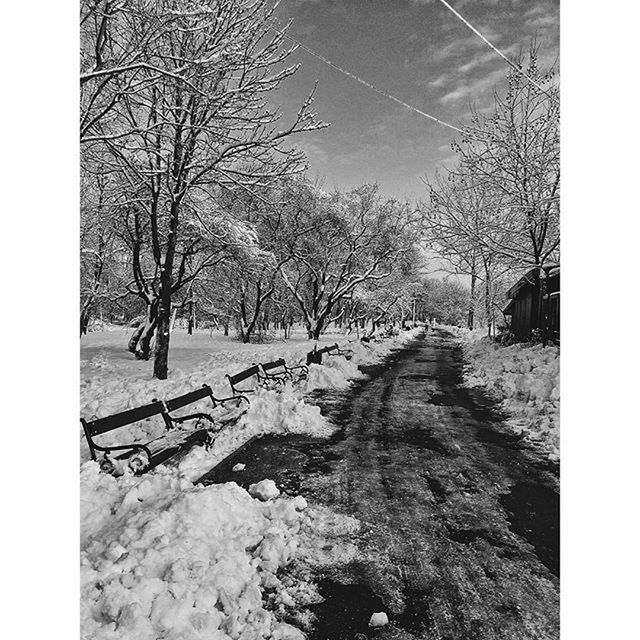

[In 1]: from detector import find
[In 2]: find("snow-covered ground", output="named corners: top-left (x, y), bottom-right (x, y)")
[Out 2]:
top-left (80, 326), bottom-right (421, 639)
top-left (80, 327), bottom-right (415, 466)
top-left (459, 330), bottom-right (560, 460)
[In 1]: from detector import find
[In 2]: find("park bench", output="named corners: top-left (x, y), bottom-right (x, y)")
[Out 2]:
top-left (81, 384), bottom-right (250, 476)
top-left (260, 358), bottom-right (309, 383)
top-left (227, 358), bottom-right (310, 396)
top-left (362, 332), bottom-right (387, 343)
top-left (81, 400), bottom-right (212, 476)
top-left (226, 364), bottom-right (263, 396)
top-left (164, 384), bottom-right (249, 427)
top-left (306, 343), bottom-right (353, 365)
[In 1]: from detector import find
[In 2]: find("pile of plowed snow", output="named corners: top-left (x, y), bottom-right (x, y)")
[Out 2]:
top-left (81, 464), bottom-right (357, 640)
top-left (461, 336), bottom-right (559, 459)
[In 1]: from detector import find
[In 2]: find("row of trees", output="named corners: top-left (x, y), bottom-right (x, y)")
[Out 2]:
top-left (81, 172), bottom-right (456, 347)
top-left (80, 0), bottom-right (329, 377)
top-left (81, 2), bottom-right (558, 376)
top-left (423, 44), bottom-right (560, 334)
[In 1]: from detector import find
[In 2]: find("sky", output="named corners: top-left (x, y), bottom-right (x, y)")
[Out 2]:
top-left (273, 0), bottom-right (559, 201)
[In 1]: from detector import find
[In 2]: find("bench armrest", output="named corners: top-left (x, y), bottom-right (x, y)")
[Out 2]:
top-left (285, 363), bottom-right (309, 377)
top-left (94, 442), bottom-right (153, 460)
top-left (216, 394), bottom-right (251, 407)
top-left (169, 412), bottom-right (216, 426)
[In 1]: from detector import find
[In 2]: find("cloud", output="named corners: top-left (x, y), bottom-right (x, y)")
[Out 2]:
top-left (439, 67), bottom-right (505, 104)
top-left (457, 51), bottom-right (495, 74)
top-left (457, 43), bottom-right (521, 73)
top-left (428, 73), bottom-right (449, 88)
top-left (525, 13), bottom-right (558, 30)
top-left (524, 3), bottom-right (552, 19)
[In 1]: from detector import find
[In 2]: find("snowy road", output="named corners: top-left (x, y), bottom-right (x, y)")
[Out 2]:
top-left (199, 329), bottom-right (560, 640)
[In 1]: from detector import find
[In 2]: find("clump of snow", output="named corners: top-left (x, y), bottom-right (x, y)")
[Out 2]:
top-left (249, 479), bottom-right (280, 501)
top-left (369, 612), bottom-right (389, 627)
top-left (81, 463), bottom-right (361, 640)
top-left (461, 335), bottom-right (560, 460)
top-left (81, 471), bottom-right (315, 640)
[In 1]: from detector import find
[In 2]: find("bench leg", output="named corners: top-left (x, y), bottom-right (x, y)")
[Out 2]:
top-left (99, 454), bottom-right (116, 475)
top-left (128, 450), bottom-right (151, 475)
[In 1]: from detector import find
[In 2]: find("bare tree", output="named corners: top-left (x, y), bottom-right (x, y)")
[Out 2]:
top-left (425, 171), bottom-right (512, 333)
top-left (80, 164), bottom-right (131, 334)
top-left (276, 182), bottom-right (423, 339)
top-left (453, 45), bottom-right (560, 269)
top-left (424, 44), bottom-right (559, 334)
top-left (83, 0), bottom-right (326, 377)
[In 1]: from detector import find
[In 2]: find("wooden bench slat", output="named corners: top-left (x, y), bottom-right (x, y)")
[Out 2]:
top-left (229, 365), bottom-right (260, 385)
top-left (164, 385), bottom-right (211, 412)
top-left (307, 343), bottom-right (352, 365)
top-left (83, 401), bottom-right (166, 437)
top-left (261, 359), bottom-right (286, 372)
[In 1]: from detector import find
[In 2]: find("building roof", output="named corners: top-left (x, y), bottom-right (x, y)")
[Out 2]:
top-left (506, 264), bottom-right (561, 300)
top-left (506, 269), bottom-right (538, 300)
top-left (503, 299), bottom-right (515, 315)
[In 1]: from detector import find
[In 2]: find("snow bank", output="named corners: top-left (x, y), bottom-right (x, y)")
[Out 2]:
top-left (81, 465), bottom-right (364, 640)
top-left (461, 336), bottom-right (560, 459)
top-left (81, 467), bottom-right (310, 640)
top-left (304, 355), bottom-right (364, 392)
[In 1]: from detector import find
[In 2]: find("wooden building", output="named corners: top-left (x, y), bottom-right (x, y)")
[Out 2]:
top-left (503, 264), bottom-right (560, 344)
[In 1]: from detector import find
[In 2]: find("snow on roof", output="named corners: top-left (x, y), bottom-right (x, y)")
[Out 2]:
top-left (503, 299), bottom-right (515, 315)
top-left (506, 269), bottom-right (538, 299)
top-left (506, 264), bottom-right (561, 299)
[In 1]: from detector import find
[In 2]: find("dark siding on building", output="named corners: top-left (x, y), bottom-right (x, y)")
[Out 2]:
top-left (504, 266), bottom-right (559, 344)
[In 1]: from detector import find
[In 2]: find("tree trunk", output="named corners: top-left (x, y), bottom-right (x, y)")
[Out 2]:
top-left (128, 299), bottom-right (158, 360)
top-left (535, 266), bottom-right (545, 343)
top-left (80, 305), bottom-right (91, 336)
top-left (240, 323), bottom-right (252, 343)
top-left (153, 197), bottom-right (181, 379)
top-left (187, 285), bottom-right (195, 335)
top-left (153, 285), bottom-right (172, 379)
top-left (137, 319), bottom-right (157, 360)
top-left (128, 325), bottom-right (144, 353)
top-left (468, 270), bottom-right (477, 330)
top-left (188, 309), bottom-right (194, 335)
top-left (307, 314), bottom-right (325, 340)
top-left (485, 278), bottom-right (492, 338)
